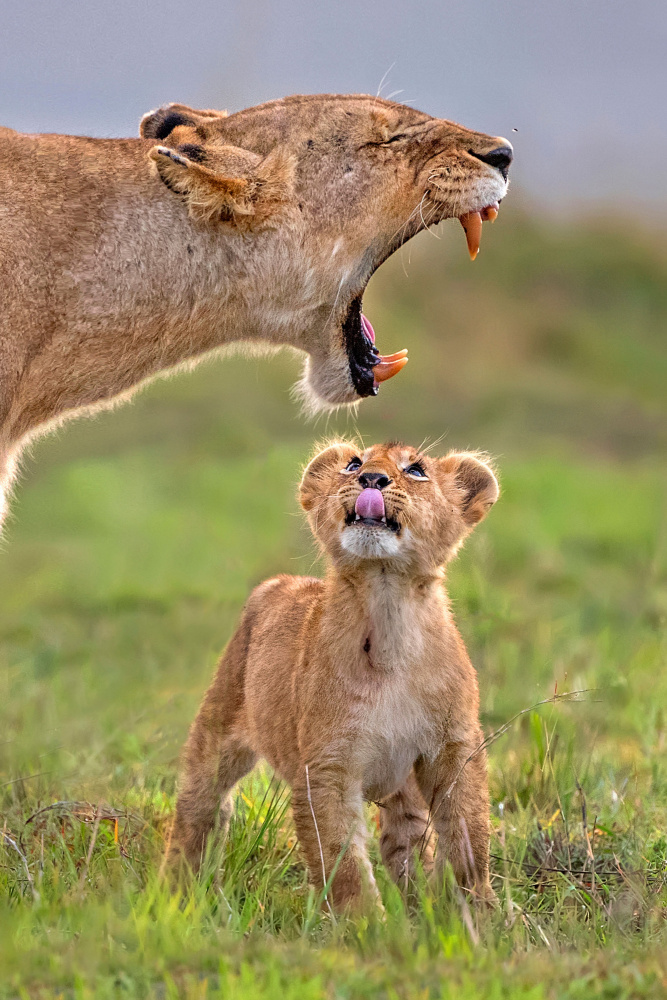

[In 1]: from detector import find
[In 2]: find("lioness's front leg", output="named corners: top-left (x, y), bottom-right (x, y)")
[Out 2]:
top-left (415, 737), bottom-right (494, 902)
top-left (291, 767), bottom-right (379, 912)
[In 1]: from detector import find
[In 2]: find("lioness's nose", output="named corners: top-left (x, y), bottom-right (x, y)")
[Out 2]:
top-left (471, 142), bottom-right (513, 180)
top-left (359, 472), bottom-right (391, 490)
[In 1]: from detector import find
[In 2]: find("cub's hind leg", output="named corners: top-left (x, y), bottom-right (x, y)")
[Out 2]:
top-left (169, 616), bottom-right (256, 873)
top-left (170, 730), bottom-right (257, 872)
top-left (379, 769), bottom-right (435, 889)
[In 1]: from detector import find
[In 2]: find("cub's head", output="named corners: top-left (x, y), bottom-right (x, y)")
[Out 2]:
top-left (140, 95), bottom-right (512, 411)
top-left (300, 441), bottom-right (499, 570)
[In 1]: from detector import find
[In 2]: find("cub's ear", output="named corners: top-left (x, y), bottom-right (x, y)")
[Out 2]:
top-left (299, 442), bottom-right (359, 512)
top-left (140, 102), bottom-right (227, 140)
top-left (439, 452), bottom-right (499, 526)
top-left (149, 144), bottom-right (295, 227)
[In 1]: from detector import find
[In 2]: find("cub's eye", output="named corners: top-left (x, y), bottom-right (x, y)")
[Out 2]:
top-left (405, 463), bottom-right (428, 479)
top-left (343, 457), bottom-right (362, 473)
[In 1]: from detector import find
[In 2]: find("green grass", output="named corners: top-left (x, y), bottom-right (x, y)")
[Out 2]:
top-left (1, 210), bottom-right (667, 998)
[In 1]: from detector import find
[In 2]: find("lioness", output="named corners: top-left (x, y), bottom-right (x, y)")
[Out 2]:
top-left (0, 94), bottom-right (511, 527)
top-left (170, 440), bottom-right (499, 909)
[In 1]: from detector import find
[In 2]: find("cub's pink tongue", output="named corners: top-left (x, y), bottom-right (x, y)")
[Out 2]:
top-left (355, 488), bottom-right (385, 520)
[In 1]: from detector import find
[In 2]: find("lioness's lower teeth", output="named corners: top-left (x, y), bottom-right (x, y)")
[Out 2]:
top-left (373, 356), bottom-right (409, 383)
top-left (378, 349), bottom-right (408, 363)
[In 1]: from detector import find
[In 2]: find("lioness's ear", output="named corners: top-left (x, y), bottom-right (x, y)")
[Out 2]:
top-left (299, 442), bottom-right (358, 512)
top-left (140, 102), bottom-right (227, 140)
top-left (149, 144), bottom-right (255, 221)
top-left (149, 144), bottom-right (295, 226)
top-left (439, 452), bottom-right (499, 526)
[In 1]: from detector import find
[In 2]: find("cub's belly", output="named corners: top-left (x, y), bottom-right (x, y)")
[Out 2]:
top-left (360, 733), bottom-right (430, 803)
top-left (355, 690), bottom-right (439, 802)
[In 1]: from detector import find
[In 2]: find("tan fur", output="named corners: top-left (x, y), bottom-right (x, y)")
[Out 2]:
top-left (170, 440), bottom-right (499, 910)
top-left (0, 94), bottom-right (510, 527)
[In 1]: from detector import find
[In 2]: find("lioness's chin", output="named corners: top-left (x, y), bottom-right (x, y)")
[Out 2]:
top-left (292, 357), bottom-right (361, 417)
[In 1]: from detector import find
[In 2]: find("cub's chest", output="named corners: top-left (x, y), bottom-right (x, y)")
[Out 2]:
top-left (351, 676), bottom-right (444, 802)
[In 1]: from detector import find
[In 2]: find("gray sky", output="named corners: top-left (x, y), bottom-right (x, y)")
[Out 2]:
top-left (1, 0), bottom-right (665, 208)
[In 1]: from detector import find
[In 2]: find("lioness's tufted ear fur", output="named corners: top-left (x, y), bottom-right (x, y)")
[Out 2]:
top-left (149, 144), bottom-right (296, 226)
top-left (439, 452), bottom-right (499, 526)
top-left (140, 102), bottom-right (228, 140)
top-left (299, 442), bottom-right (358, 512)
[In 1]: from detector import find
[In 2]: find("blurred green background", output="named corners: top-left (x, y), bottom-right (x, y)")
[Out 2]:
top-left (1, 208), bottom-right (667, 996)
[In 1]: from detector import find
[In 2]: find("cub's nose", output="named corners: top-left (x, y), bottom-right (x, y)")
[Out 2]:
top-left (471, 143), bottom-right (513, 180)
top-left (358, 471), bottom-right (391, 490)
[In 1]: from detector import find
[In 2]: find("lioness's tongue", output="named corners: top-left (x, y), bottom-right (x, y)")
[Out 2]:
top-left (355, 488), bottom-right (385, 520)
top-left (360, 313), bottom-right (375, 344)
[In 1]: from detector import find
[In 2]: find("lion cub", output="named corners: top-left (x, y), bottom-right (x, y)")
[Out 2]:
top-left (170, 441), bottom-right (499, 909)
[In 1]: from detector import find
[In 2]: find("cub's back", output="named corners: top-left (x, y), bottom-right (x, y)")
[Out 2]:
top-left (241, 574), bottom-right (324, 774)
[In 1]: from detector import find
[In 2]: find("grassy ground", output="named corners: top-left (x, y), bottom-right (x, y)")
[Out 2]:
top-left (1, 209), bottom-right (666, 998)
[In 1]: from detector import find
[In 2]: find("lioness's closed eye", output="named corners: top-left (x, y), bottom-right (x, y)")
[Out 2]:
top-left (169, 441), bottom-right (499, 910)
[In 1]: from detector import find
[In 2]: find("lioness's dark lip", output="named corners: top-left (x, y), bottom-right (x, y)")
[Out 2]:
top-left (342, 295), bottom-right (379, 397)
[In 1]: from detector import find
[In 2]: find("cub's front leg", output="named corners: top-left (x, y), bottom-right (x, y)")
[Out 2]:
top-left (415, 735), bottom-right (494, 903)
top-left (291, 766), bottom-right (380, 912)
